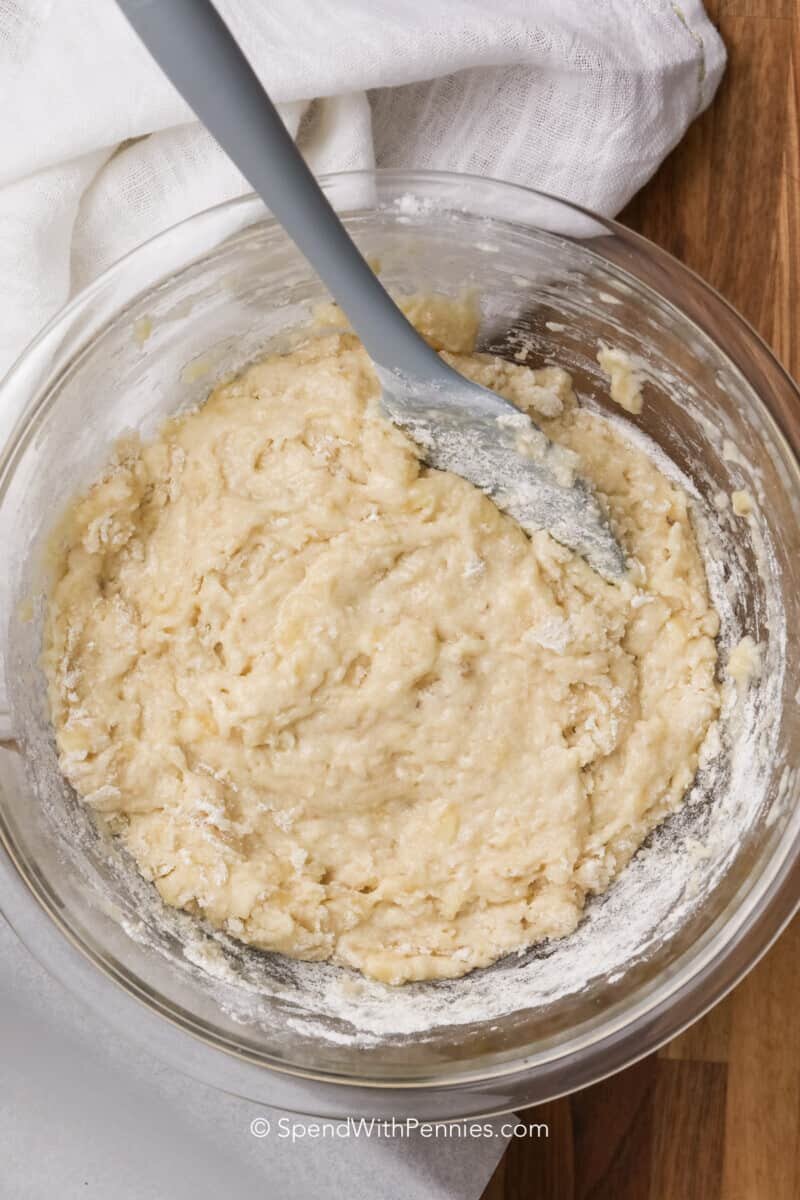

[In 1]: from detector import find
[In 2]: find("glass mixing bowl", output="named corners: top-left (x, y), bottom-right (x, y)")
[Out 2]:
top-left (1, 171), bottom-right (798, 1120)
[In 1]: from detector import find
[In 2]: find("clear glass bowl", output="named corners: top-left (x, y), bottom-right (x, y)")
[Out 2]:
top-left (1, 171), bottom-right (798, 1120)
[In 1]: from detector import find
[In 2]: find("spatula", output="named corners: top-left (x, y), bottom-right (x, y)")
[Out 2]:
top-left (115, 0), bottom-right (626, 580)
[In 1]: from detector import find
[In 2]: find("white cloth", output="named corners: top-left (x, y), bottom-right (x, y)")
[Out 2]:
top-left (0, 0), bottom-right (725, 379)
top-left (0, 914), bottom-right (510, 1200)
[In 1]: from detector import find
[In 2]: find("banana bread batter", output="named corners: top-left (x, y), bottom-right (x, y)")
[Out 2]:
top-left (44, 306), bottom-right (720, 984)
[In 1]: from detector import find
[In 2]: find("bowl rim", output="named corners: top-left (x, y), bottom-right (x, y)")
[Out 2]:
top-left (1, 167), bottom-right (799, 1113)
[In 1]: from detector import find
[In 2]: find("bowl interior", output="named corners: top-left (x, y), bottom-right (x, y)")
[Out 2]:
top-left (1, 176), bottom-right (799, 1087)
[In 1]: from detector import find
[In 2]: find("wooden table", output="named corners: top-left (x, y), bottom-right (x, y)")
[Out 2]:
top-left (483, 4), bottom-right (799, 1196)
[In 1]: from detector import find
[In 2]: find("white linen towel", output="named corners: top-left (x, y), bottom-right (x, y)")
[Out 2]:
top-left (0, 0), bottom-right (725, 380)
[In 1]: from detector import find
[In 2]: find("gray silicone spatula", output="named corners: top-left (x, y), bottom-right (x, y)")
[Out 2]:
top-left (115, 0), bottom-right (625, 580)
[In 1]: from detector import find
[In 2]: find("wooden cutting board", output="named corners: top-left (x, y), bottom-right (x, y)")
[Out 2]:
top-left (484, 3), bottom-right (799, 1196)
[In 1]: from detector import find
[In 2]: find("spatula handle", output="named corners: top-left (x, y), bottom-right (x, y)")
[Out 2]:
top-left (115, 0), bottom-right (442, 378)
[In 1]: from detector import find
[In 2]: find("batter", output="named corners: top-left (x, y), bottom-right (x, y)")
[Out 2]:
top-left (44, 305), bottom-right (720, 984)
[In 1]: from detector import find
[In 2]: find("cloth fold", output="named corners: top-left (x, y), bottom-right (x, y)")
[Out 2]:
top-left (0, 0), bottom-right (725, 379)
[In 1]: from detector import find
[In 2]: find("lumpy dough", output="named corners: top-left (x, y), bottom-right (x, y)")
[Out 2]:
top-left (44, 306), bottom-right (721, 985)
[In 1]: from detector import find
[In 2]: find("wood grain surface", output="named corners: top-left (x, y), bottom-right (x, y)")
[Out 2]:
top-left (483, 3), bottom-right (799, 1197)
